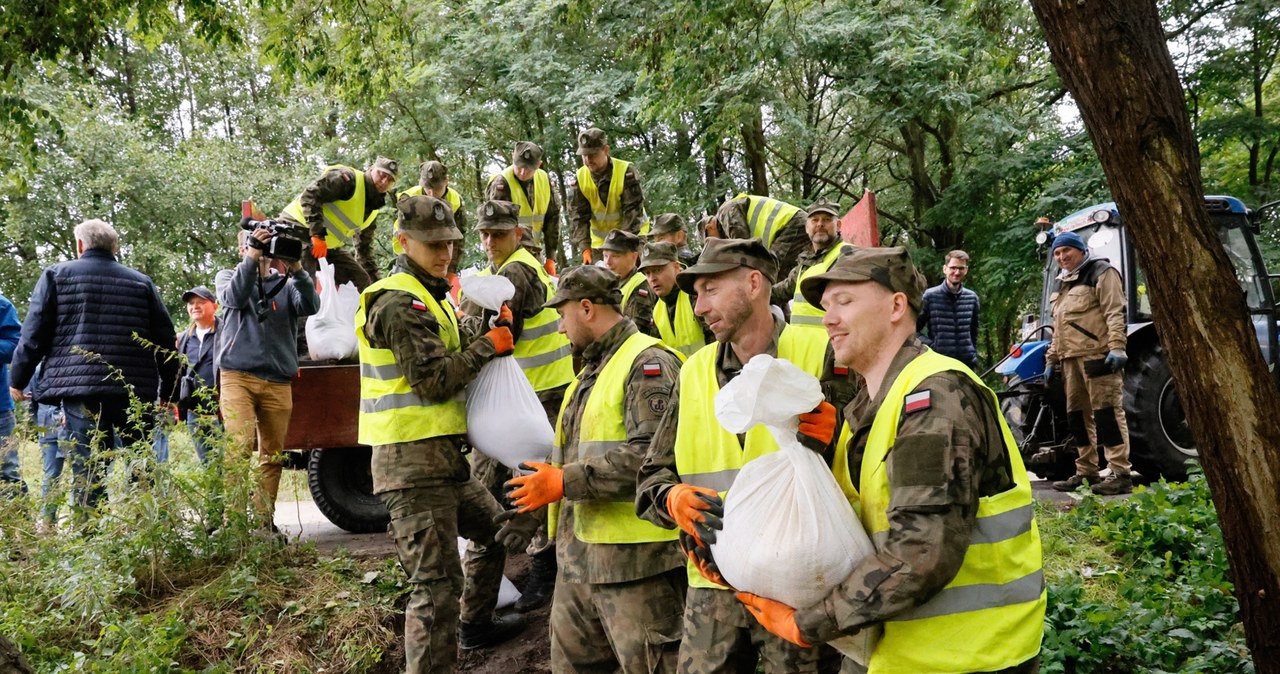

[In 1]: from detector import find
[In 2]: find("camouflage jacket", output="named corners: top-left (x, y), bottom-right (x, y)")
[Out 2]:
top-left (485, 172), bottom-right (563, 260)
top-left (793, 336), bottom-right (1018, 643)
top-left (621, 272), bottom-right (658, 338)
top-left (364, 255), bottom-right (498, 493)
top-left (280, 166), bottom-right (386, 279)
top-left (568, 158), bottom-right (646, 253)
top-left (715, 196), bottom-right (809, 278)
top-left (635, 314), bottom-right (863, 527)
top-left (556, 320), bottom-right (685, 584)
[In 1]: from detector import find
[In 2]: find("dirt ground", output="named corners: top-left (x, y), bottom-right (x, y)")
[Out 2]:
top-left (456, 552), bottom-right (552, 674)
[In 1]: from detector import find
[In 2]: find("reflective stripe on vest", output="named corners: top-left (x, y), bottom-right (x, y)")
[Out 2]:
top-left (790, 243), bottom-right (853, 328)
top-left (672, 326), bottom-right (850, 589)
top-left (739, 193), bottom-right (801, 247)
top-left (620, 272), bottom-right (648, 311)
top-left (850, 349), bottom-right (1046, 674)
top-left (355, 274), bottom-right (467, 445)
top-left (549, 332), bottom-right (680, 544)
top-left (392, 185), bottom-right (464, 254)
top-left (283, 165), bottom-right (375, 249)
top-left (653, 291), bottom-right (706, 358)
top-left (486, 248), bottom-right (575, 392)
top-left (501, 167), bottom-right (551, 232)
top-left (578, 158), bottom-right (650, 248)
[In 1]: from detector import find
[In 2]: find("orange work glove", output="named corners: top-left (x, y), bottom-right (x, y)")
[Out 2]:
top-left (737, 592), bottom-right (811, 648)
top-left (582, 249), bottom-right (593, 265)
top-left (679, 531), bottom-right (730, 588)
top-left (310, 236), bottom-right (328, 259)
top-left (505, 462), bottom-right (565, 513)
top-left (486, 325), bottom-right (514, 356)
top-left (796, 401), bottom-right (837, 453)
top-left (494, 304), bottom-right (514, 328)
top-left (544, 258), bottom-right (558, 276)
top-left (664, 483), bottom-right (723, 546)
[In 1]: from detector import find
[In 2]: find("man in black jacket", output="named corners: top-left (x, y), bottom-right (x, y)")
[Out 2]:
top-left (9, 219), bottom-right (178, 518)
top-left (176, 286), bottom-right (221, 463)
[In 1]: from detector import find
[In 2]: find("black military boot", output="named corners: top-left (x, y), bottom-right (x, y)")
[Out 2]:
top-left (514, 548), bottom-right (557, 612)
top-left (458, 613), bottom-right (525, 650)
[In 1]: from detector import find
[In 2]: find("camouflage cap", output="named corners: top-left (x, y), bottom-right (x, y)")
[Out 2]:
top-left (182, 285), bottom-right (216, 304)
top-left (396, 195), bottom-right (462, 242)
top-left (676, 237), bottom-right (778, 295)
top-left (476, 200), bottom-right (521, 231)
top-left (576, 127), bottom-right (608, 155)
top-left (800, 246), bottom-right (926, 313)
top-left (544, 265), bottom-right (623, 308)
top-left (601, 228), bottom-right (642, 253)
top-left (372, 156), bottom-right (400, 180)
top-left (420, 160), bottom-right (448, 189)
top-left (807, 199), bottom-right (840, 217)
top-left (650, 213), bottom-right (685, 236)
top-left (638, 241), bottom-right (679, 270)
top-left (513, 141), bottom-right (544, 170)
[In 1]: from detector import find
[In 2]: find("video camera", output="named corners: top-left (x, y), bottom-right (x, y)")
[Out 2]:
top-left (239, 217), bottom-right (308, 262)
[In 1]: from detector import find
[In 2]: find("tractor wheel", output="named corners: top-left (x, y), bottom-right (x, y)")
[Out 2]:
top-left (307, 447), bottom-right (389, 534)
top-left (1000, 383), bottom-right (1075, 481)
top-left (1124, 345), bottom-right (1196, 481)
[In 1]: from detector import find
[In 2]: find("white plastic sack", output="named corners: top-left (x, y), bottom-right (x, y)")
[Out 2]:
top-left (708, 355), bottom-right (879, 664)
top-left (305, 258), bottom-right (361, 361)
top-left (460, 275), bottom-right (556, 469)
top-left (456, 538), bottom-right (521, 609)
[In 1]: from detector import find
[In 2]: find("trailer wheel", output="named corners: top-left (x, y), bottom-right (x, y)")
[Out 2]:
top-left (1124, 345), bottom-right (1196, 481)
top-left (307, 447), bottom-right (389, 534)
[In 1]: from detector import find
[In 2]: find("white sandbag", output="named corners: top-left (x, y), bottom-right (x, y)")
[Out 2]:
top-left (305, 258), bottom-right (361, 360)
top-left (709, 355), bottom-right (879, 663)
top-left (456, 538), bottom-right (522, 609)
top-left (460, 275), bottom-right (556, 469)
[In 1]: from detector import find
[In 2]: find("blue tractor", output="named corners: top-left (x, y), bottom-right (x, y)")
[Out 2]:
top-left (997, 196), bottom-right (1280, 481)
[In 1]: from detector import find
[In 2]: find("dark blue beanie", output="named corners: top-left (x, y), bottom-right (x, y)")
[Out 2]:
top-left (1050, 231), bottom-right (1087, 253)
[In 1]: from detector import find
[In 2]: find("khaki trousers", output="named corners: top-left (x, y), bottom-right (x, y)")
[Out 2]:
top-left (1061, 356), bottom-right (1131, 477)
top-left (220, 370), bottom-right (293, 524)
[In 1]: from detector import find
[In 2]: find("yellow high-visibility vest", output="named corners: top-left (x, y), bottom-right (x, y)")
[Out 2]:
top-left (578, 158), bottom-right (649, 248)
top-left (735, 193), bottom-right (801, 247)
top-left (392, 185), bottom-right (464, 254)
top-left (498, 166), bottom-right (551, 234)
top-left (672, 326), bottom-right (850, 589)
top-left (653, 291), bottom-right (705, 358)
top-left (790, 242), bottom-right (853, 329)
top-left (834, 349), bottom-right (1046, 674)
top-left (356, 273), bottom-right (466, 445)
top-left (475, 248), bottom-right (574, 392)
top-left (619, 272), bottom-right (648, 311)
top-left (548, 331), bottom-right (681, 544)
top-left (283, 165), bottom-right (378, 250)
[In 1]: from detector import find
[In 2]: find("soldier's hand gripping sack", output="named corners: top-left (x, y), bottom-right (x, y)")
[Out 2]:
top-left (306, 258), bottom-right (360, 360)
top-left (460, 275), bottom-right (555, 469)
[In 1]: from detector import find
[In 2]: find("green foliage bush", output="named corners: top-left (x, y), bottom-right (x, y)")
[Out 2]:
top-left (1040, 472), bottom-right (1253, 673)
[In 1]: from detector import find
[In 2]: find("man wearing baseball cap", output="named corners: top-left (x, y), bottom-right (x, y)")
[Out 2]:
top-left (771, 199), bottom-right (855, 330)
top-left (569, 127), bottom-right (649, 264)
top-left (601, 229), bottom-right (657, 337)
top-left (394, 161), bottom-right (469, 276)
top-left (487, 141), bottom-right (563, 273)
top-left (357, 195), bottom-right (524, 670)
top-left (649, 213), bottom-right (698, 268)
top-left (635, 238), bottom-right (858, 673)
top-left (638, 242), bottom-right (712, 357)
top-left (280, 156), bottom-right (400, 291)
top-left (503, 264), bottom-right (685, 673)
top-left (732, 247), bottom-right (1045, 673)
top-left (177, 286), bottom-right (221, 463)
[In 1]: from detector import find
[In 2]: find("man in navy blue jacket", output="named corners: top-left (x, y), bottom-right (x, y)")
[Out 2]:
top-left (917, 250), bottom-right (981, 370)
top-left (0, 292), bottom-right (22, 495)
top-left (9, 219), bottom-right (178, 517)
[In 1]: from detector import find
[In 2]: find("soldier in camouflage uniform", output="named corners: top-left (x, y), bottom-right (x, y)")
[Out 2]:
top-left (770, 200), bottom-right (855, 327)
top-left (708, 195), bottom-right (810, 280)
top-left (635, 238), bottom-right (861, 674)
top-left (504, 265), bottom-right (686, 673)
top-left (357, 196), bottom-right (525, 673)
top-left (395, 161), bottom-right (470, 276)
top-left (727, 247), bottom-right (1045, 674)
top-left (279, 156), bottom-right (399, 291)
top-left (569, 128), bottom-right (647, 264)
top-left (601, 229), bottom-right (658, 338)
top-left (486, 141), bottom-right (563, 270)
top-left (638, 242), bottom-right (714, 357)
top-left (650, 213), bottom-right (699, 268)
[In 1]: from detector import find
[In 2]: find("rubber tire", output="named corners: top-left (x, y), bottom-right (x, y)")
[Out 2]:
top-left (1000, 384), bottom-right (1075, 481)
top-left (307, 447), bottom-right (390, 534)
top-left (1123, 345), bottom-right (1196, 481)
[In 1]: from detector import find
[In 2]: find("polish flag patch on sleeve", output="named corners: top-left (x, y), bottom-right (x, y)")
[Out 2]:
top-left (642, 362), bottom-right (663, 377)
top-left (833, 365), bottom-right (849, 376)
top-left (410, 299), bottom-right (428, 312)
top-left (904, 390), bottom-right (932, 414)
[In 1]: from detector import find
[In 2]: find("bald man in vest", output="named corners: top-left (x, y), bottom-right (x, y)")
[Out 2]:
top-left (487, 141), bottom-right (563, 272)
top-left (635, 238), bottom-right (860, 674)
top-left (569, 127), bottom-right (648, 265)
top-left (506, 265), bottom-right (686, 673)
top-left (731, 247), bottom-right (1045, 673)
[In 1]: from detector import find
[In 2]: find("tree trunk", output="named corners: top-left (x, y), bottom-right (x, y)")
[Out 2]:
top-left (741, 109), bottom-right (769, 196)
top-left (0, 634), bottom-right (33, 674)
top-left (1030, 2), bottom-right (1280, 670)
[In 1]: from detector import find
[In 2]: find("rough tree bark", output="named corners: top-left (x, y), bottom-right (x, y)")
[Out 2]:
top-left (1030, 1), bottom-right (1280, 669)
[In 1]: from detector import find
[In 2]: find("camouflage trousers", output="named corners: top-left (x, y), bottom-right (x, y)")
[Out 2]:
top-left (303, 246), bottom-right (372, 291)
top-left (679, 586), bottom-right (824, 674)
top-left (551, 567), bottom-right (686, 673)
top-left (380, 478), bottom-right (506, 674)
top-left (1061, 356), bottom-right (1131, 476)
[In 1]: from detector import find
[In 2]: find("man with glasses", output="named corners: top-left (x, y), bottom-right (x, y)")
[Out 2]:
top-left (917, 250), bottom-right (981, 370)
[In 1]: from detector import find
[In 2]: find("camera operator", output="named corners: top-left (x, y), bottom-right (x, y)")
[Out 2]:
top-left (215, 228), bottom-right (320, 530)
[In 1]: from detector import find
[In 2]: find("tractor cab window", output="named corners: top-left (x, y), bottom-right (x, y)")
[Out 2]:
top-left (1219, 225), bottom-right (1268, 312)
